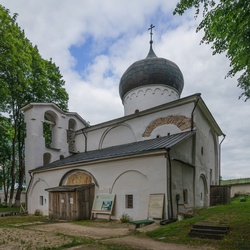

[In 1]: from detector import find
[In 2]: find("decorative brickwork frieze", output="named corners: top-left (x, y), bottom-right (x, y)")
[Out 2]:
top-left (142, 115), bottom-right (195, 137)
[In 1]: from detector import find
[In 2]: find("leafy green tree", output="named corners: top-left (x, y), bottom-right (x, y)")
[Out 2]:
top-left (174, 0), bottom-right (250, 100)
top-left (0, 5), bottom-right (69, 206)
top-left (0, 115), bottom-right (13, 203)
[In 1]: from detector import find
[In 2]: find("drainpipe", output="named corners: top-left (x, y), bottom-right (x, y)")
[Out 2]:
top-left (191, 132), bottom-right (196, 209)
top-left (26, 171), bottom-right (34, 213)
top-left (166, 148), bottom-right (173, 219)
top-left (81, 129), bottom-right (87, 152)
top-left (219, 134), bottom-right (226, 185)
top-left (191, 94), bottom-right (201, 131)
top-left (190, 94), bottom-right (200, 207)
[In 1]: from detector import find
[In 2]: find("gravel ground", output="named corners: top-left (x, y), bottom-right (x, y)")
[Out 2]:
top-left (0, 220), bottom-right (215, 250)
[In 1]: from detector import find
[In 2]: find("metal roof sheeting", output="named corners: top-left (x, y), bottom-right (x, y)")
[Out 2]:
top-left (221, 178), bottom-right (250, 186)
top-left (33, 130), bottom-right (195, 172)
top-left (45, 184), bottom-right (95, 192)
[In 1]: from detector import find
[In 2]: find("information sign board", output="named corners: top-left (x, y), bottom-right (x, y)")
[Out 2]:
top-left (148, 194), bottom-right (164, 219)
top-left (92, 194), bottom-right (115, 215)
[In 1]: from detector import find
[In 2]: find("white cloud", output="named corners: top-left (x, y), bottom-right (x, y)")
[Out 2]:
top-left (1, 0), bottom-right (249, 180)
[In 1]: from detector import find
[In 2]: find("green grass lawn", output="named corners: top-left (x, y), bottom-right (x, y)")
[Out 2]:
top-left (0, 207), bottom-right (20, 213)
top-left (147, 195), bottom-right (250, 250)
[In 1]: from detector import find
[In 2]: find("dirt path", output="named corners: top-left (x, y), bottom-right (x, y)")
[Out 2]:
top-left (31, 222), bottom-right (193, 249)
top-left (0, 221), bottom-right (215, 250)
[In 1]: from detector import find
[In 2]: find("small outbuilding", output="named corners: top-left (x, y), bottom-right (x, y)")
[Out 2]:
top-left (221, 178), bottom-right (250, 198)
top-left (46, 183), bottom-right (95, 220)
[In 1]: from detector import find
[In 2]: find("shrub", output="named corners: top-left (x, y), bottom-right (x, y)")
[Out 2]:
top-left (34, 209), bottom-right (42, 216)
top-left (119, 213), bottom-right (132, 223)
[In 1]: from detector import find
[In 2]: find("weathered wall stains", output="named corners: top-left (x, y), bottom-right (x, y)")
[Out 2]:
top-left (66, 172), bottom-right (92, 185)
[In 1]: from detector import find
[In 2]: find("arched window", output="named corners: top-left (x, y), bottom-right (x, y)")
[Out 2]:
top-left (43, 111), bottom-right (57, 148)
top-left (67, 119), bottom-right (77, 153)
top-left (43, 152), bottom-right (51, 165)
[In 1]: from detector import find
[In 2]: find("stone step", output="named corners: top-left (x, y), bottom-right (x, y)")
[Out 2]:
top-left (193, 222), bottom-right (229, 231)
top-left (189, 222), bottom-right (229, 240)
top-left (190, 228), bottom-right (228, 235)
top-left (189, 231), bottom-right (225, 240)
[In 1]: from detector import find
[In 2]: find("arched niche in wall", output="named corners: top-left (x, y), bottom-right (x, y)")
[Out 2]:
top-left (29, 178), bottom-right (49, 214)
top-left (59, 169), bottom-right (99, 187)
top-left (43, 152), bottom-right (52, 165)
top-left (68, 118), bottom-right (77, 153)
top-left (43, 110), bottom-right (58, 149)
top-left (208, 130), bottom-right (219, 185)
top-left (110, 170), bottom-right (149, 220)
top-left (99, 124), bottom-right (136, 149)
top-left (199, 174), bottom-right (208, 208)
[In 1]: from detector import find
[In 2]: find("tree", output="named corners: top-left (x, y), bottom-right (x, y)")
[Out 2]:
top-left (0, 5), bottom-right (69, 206)
top-left (0, 115), bottom-right (13, 203)
top-left (174, 0), bottom-right (250, 100)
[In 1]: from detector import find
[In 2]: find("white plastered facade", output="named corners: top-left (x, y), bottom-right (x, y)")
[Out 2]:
top-left (22, 92), bottom-right (223, 220)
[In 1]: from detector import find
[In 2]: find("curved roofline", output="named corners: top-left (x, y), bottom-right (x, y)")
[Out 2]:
top-left (119, 55), bottom-right (184, 99)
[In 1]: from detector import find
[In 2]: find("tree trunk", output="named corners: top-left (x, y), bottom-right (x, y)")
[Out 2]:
top-left (14, 184), bottom-right (22, 206)
top-left (8, 179), bottom-right (15, 207)
top-left (3, 166), bottom-right (9, 203)
top-left (15, 125), bottom-right (25, 207)
top-left (9, 108), bottom-right (17, 207)
top-left (15, 163), bottom-right (24, 206)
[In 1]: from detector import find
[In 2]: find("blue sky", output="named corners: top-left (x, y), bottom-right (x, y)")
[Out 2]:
top-left (0, 0), bottom-right (249, 180)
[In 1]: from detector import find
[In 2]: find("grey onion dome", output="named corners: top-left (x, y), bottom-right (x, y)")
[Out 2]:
top-left (119, 45), bottom-right (184, 100)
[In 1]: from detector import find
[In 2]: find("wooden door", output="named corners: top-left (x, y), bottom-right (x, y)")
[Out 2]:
top-left (78, 184), bottom-right (95, 220)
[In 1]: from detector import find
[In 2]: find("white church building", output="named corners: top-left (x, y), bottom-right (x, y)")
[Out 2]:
top-left (22, 30), bottom-right (224, 221)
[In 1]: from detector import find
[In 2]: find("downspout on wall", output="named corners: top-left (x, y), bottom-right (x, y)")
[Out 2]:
top-left (81, 129), bottom-right (88, 152)
top-left (190, 94), bottom-right (200, 207)
top-left (219, 134), bottom-right (226, 185)
top-left (26, 171), bottom-right (34, 213)
top-left (191, 132), bottom-right (196, 209)
top-left (191, 94), bottom-right (201, 131)
top-left (166, 148), bottom-right (173, 219)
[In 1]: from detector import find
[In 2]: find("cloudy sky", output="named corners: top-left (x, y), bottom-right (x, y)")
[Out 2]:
top-left (1, 0), bottom-right (249, 180)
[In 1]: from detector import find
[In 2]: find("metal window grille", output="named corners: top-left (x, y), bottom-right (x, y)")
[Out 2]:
top-left (125, 194), bottom-right (133, 209)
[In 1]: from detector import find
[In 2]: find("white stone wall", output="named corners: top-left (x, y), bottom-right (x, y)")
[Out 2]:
top-left (22, 104), bottom-right (88, 185)
top-left (81, 101), bottom-right (195, 152)
top-left (123, 85), bottom-right (179, 115)
top-left (24, 96), bottom-right (222, 219)
top-left (0, 190), bottom-right (26, 204)
top-left (230, 184), bottom-right (250, 197)
top-left (29, 154), bottom-right (168, 220)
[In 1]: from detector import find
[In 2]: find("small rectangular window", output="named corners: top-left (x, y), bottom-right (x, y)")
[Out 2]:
top-left (183, 189), bottom-right (188, 204)
top-left (125, 194), bottom-right (133, 209)
top-left (40, 196), bottom-right (44, 206)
